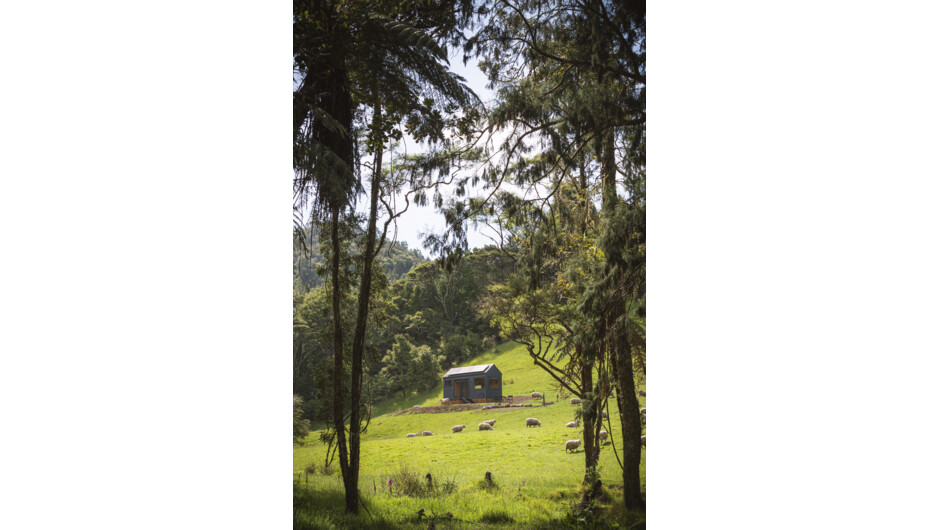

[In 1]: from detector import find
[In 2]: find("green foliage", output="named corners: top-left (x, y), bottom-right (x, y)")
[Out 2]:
top-left (294, 227), bottom-right (427, 290)
top-left (378, 335), bottom-right (443, 399)
top-left (294, 395), bottom-right (312, 445)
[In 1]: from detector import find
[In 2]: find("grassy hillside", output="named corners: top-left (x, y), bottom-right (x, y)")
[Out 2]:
top-left (294, 341), bottom-right (646, 528)
top-left (371, 341), bottom-right (567, 417)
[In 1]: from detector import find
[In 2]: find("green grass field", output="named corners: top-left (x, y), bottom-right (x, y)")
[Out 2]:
top-left (294, 342), bottom-right (646, 528)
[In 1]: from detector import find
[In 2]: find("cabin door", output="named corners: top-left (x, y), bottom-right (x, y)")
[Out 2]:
top-left (454, 380), bottom-right (466, 399)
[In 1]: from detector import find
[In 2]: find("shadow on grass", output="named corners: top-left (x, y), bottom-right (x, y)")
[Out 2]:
top-left (294, 483), bottom-right (645, 529)
top-left (294, 486), bottom-right (402, 530)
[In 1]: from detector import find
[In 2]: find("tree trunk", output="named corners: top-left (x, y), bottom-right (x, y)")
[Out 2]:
top-left (346, 104), bottom-right (385, 514)
top-left (613, 338), bottom-right (644, 508)
top-left (329, 203), bottom-right (352, 503)
top-left (581, 353), bottom-right (597, 479)
top-left (596, 110), bottom-right (644, 509)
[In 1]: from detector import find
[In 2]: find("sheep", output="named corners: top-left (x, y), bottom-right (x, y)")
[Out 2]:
top-left (531, 392), bottom-right (542, 399)
top-left (640, 408), bottom-right (646, 415)
top-left (565, 439), bottom-right (581, 453)
top-left (525, 418), bottom-right (542, 427)
top-left (406, 433), bottom-right (419, 438)
top-left (566, 419), bottom-right (580, 428)
top-left (570, 397), bottom-right (582, 405)
top-left (440, 398), bottom-right (450, 406)
top-left (641, 435), bottom-right (646, 447)
top-left (601, 410), bottom-right (608, 419)
top-left (422, 430), bottom-right (434, 436)
top-left (598, 430), bottom-right (608, 442)
top-left (478, 422), bottom-right (494, 431)
top-left (451, 424), bottom-right (466, 433)
top-left (483, 419), bottom-right (496, 426)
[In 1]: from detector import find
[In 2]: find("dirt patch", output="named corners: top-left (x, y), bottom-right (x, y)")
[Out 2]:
top-left (391, 403), bottom-right (483, 415)
top-left (391, 396), bottom-right (549, 416)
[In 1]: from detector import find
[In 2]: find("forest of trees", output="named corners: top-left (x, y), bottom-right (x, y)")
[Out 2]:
top-left (293, 242), bottom-right (514, 413)
top-left (294, 0), bottom-right (644, 516)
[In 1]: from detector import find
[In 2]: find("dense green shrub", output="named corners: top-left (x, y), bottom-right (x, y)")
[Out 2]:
top-left (293, 394), bottom-right (311, 444)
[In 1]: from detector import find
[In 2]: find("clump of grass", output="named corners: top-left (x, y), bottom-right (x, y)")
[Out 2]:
top-left (386, 467), bottom-right (458, 498)
top-left (438, 476), bottom-right (458, 495)
top-left (479, 510), bottom-right (514, 524)
top-left (387, 467), bottom-right (426, 497)
top-left (305, 462), bottom-right (335, 475)
top-left (547, 489), bottom-right (569, 501)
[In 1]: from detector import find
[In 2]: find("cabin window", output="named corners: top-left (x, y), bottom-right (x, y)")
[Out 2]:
top-left (489, 378), bottom-right (499, 389)
top-left (474, 377), bottom-right (484, 389)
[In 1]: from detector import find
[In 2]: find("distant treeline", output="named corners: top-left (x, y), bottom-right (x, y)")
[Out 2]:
top-left (293, 227), bottom-right (427, 289)
top-left (293, 230), bottom-right (515, 423)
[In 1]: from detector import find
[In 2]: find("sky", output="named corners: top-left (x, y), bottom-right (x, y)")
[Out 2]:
top-left (369, 53), bottom-right (497, 254)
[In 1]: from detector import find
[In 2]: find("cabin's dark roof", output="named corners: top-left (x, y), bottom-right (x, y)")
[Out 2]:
top-left (443, 364), bottom-right (496, 378)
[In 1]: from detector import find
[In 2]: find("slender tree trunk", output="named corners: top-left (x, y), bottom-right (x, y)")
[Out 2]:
top-left (581, 352), bottom-right (596, 479)
top-left (329, 203), bottom-right (352, 500)
top-left (613, 337), bottom-right (644, 508)
top-left (346, 104), bottom-right (385, 514)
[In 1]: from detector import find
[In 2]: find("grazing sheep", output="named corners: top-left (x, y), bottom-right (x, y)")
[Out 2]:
top-left (531, 392), bottom-right (542, 399)
top-left (566, 419), bottom-right (580, 428)
top-left (570, 397), bottom-right (582, 405)
top-left (483, 419), bottom-right (496, 426)
top-left (601, 410), bottom-right (608, 419)
top-left (440, 398), bottom-right (450, 406)
top-left (525, 418), bottom-right (542, 427)
top-left (451, 424), bottom-right (466, 433)
top-left (599, 430), bottom-right (608, 442)
top-left (478, 422), bottom-right (494, 431)
top-left (422, 430), bottom-right (433, 436)
top-left (565, 440), bottom-right (581, 453)
top-left (641, 435), bottom-right (646, 447)
top-left (640, 408), bottom-right (646, 415)
top-left (639, 390), bottom-right (646, 397)
top-left (412, 405), bottom-right (421, 409)
top-left (406, 433), bottom-right (419, 438)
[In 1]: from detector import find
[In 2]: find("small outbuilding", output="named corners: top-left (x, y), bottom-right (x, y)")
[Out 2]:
top-left (442, 363), bottom-right (502, 403)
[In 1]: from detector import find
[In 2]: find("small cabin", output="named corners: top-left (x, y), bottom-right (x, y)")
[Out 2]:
top-left (442, 363), bottom-right (502, 403)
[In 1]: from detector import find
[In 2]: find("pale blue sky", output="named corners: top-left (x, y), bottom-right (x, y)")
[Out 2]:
top-left (375, 53), bottom-right (496, 254)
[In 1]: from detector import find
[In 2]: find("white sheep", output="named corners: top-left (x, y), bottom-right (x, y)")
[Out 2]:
top-left (422, 430), bottom-right (433, 436)
top-left (565, 439), bottom-right (581, 453)
top-left (601, 410), bottom-right (608, 419)
top-left (483, 419), bottom-right (496, 426)
top-left (570, 397), bottom-right (582, 405)
top-left (525, 418), bottom-right (542, 427)
top-left (451, 424), bottom-right (466, 433)
top-left (440, 398), bottom-right (450, 406)
top-left (640, 408), bottom-right (646, 415)
top-left (641, 435), bottom-right (646, 447)
top-left (566, 419), bottom-right (580, 428)
top-left (478, 422), bottom-right (494, 431)
top-left (406, 433), bottom-right (419, 438)
top-left (531, 392), bottom-right (542, 399)
top-left (598, 430), bottom-right (608, 442)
